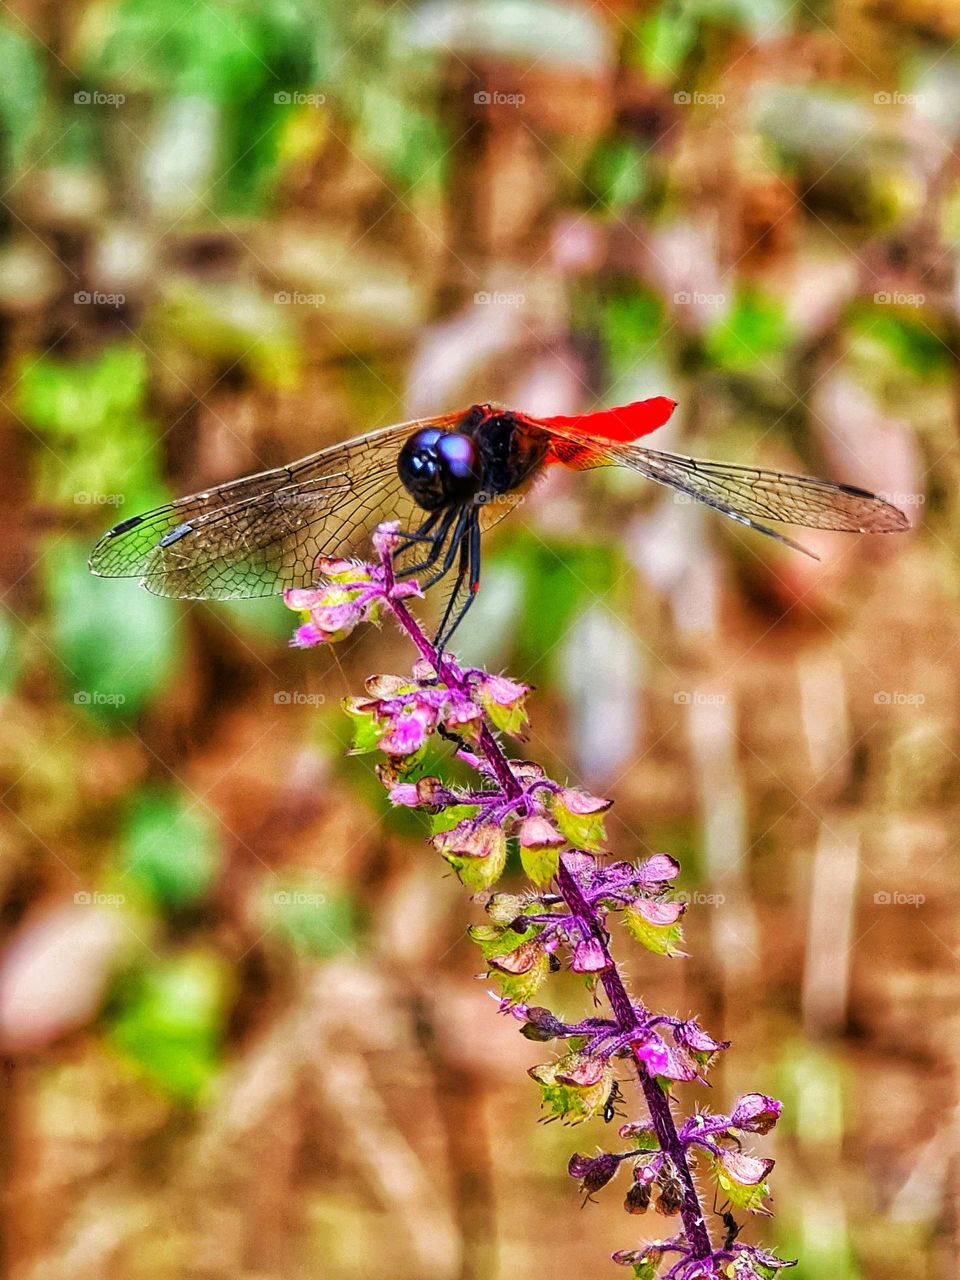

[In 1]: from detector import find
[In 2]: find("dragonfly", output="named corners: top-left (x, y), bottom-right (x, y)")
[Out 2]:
top-left (89, 396), bottom-right (909, 646)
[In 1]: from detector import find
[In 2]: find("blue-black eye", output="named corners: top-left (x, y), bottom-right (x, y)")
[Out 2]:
top-left (398, 430), bottom-right (482, 510)
top-left (412, 428), bottom-right (444, 451)
top-left (436, 433), bottom-right (479, 482)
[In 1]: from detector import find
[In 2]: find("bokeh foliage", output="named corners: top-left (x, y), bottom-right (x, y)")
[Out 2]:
top-left (0, 2), bottom-right (955, 1278)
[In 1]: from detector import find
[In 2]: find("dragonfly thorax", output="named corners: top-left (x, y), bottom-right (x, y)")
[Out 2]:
top-left (398, 428), bottom-right (483, 510)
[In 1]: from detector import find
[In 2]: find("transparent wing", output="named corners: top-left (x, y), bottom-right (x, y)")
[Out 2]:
top-left (537, 424), bottom-right (909, 555)
top-left (477, 489), bottom-right (529, 537)
top-left (88, 413), bottom-right (463, 599)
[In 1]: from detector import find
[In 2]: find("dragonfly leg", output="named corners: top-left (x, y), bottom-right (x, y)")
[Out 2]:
top-left (418, 507), bottom-right (470, 593)
top-left (434, 522), bottom-right (471, 648)
top-left (396, 507), bottom-right (458, 577)
top-left (433, 509), bottom-right (481, 650)
top-left (393, 509), bottom-right (442, 548)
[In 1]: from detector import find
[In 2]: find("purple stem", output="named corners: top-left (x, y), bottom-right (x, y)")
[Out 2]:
top-left (383, 569), bottom-right (521, 800)
top-left (379, 547), bottom-right (713, 1261)
top-left (555, 857), bottom-right (712, 1259)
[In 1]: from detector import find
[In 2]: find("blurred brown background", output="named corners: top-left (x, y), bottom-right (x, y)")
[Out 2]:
top-left (0, 0), bottom-right (957, 1277)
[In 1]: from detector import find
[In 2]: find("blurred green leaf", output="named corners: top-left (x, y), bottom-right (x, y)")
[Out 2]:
top-left (851, 308), bottom-right (951, 379)
top-left (356, 84), bottom-right (449, 190)
top-left (22, 345), bottom-right (176, 720)
top-left (0, 614), bottom-right (22, 697)
top-left (705, 288), bottom-right (793, 374)
top-left (330, 6), bottom-right (449, 191)
top-left (629, 1), bottom-right (699, 82)
top-left (107, 950), bottom-right (228, 1104)
top-left (691, 0), bottom-right (795, 37)
top-left (586, 137), bottom-right (646, 211)
top-left (776, 1038), bottom-right (846, 1143)
top-left (262, 874), bottom-right (356, 959)
top-left (498, 534), bottom-right (624, 681)
top-left (17, 344), bottom-right (163, 510)
top-left (601, 290), bottom-right (666, 381)
top-left (122, 788), bottom-right (220, 909)
top-left (0, 22), bottom-right (45, 171)
top-left (212, 596), bottom-right (295, 641)
top-left (222, 92), bottom-right (288, 208)
top-left (17, 343), bottom-right (148, 435)
top-left (778, 1202), bottom-right (859, 1280)
top-left (149, 280), bottom-right (302, 387)
top-left (79, 0), bottom-right (323, 209)
top-left (45, 540), bottom-right (179, 723)
top-left (83, 0), bottom-right (318, 100)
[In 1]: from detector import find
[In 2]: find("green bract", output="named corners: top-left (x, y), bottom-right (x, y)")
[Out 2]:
top-left (622, 899), bottom-right (686, 957)
top-left (528, 1051), bottom-right (614, 1125)
top-left (548, 788), bottom-right (611, 849)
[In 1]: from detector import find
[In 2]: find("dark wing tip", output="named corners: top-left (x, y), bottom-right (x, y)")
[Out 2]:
top-left (88, 525), bottom-right (127, 576)
top-left (88, 511), bottom-right (155, 577)
top-left (105, 514), bottom-right (145, 537)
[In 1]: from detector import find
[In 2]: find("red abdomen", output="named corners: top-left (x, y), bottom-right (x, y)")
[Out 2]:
top-left (540, 396), bottom-right (677, 444)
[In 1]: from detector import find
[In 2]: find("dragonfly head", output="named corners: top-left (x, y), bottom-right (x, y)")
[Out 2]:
top-left (398, 428), bottom-right (483, 510)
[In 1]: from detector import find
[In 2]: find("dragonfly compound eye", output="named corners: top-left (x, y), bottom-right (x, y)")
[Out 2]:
top-left (398, 429), bottom-right (482, 509)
